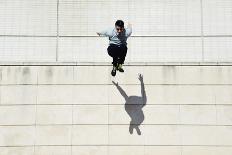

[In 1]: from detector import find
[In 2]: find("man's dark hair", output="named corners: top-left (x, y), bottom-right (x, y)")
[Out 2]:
top-left (115, 20), bottom-right (124, 28)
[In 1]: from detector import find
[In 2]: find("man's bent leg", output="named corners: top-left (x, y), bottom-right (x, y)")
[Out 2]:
top-left (117, 45), bottom-right (127, 72)
top-left (107, 44), bottom-right (118, 67)
top-left (107, 45), bottom-right (119, 76)
top-left (118, 45), bottom-right (127, 64)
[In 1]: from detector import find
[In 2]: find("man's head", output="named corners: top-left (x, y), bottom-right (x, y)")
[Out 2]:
top-left (115, 20), bottom-right (124, 33)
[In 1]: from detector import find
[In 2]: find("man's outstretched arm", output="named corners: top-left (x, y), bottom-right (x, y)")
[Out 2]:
top-left (96, 28), bottom-right (110, 37)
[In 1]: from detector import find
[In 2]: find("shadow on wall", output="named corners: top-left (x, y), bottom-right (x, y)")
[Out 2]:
top-left (112, 74), bottom-right (147, 135)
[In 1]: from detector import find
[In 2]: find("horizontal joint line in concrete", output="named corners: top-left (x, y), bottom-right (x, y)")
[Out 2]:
top-left (0, 35), bottom-right (56, 38)
top-left (1, 84), bottom-right (232, 86)
top-left (1, 63), bottom-right (232, 66)
top-left (1, 145), bottom-right (232, 147)
top-left (1, 35), bottom-right (232, 38)
top-left (62, 35), bottom-right (232, 38)
top-left (1, 104), bottom-right (231, 106)
top-left (0, 124), bottom-right (232, 126)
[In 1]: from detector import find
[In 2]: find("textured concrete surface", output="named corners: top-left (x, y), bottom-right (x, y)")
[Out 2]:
top-left (0, 66), bottom-right (232, 155)
top-left (0, 0), bottom-right (232, 62)
top-left (1, 0), bottom-right (232, 154)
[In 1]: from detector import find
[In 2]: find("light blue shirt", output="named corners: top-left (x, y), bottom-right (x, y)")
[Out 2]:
top-left (98, 27), bottom-right (132, 46)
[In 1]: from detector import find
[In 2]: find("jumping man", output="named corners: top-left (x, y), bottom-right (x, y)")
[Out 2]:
top-left (97, 20), bottom-right (132, 76)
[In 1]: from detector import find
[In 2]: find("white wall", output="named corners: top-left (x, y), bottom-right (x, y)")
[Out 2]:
top-left (0, 0), bottom-right (232, 155)
top-left (0, 66), bottom-right (232, 155)
top-left (0, 0), bottom-right (232, 62)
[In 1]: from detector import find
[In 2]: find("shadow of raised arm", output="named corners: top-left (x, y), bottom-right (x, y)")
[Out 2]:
top-left (138, 74), bottom-right (147, 107)
top-left (112, 81), bottom-right (128, 101)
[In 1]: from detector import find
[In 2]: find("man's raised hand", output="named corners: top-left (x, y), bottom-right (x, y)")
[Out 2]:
top-left (127, 23), bottom-right (132, 28)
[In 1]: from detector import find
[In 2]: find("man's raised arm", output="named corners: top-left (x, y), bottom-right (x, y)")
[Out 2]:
top-left (126, 22), bottom-right (132, 37)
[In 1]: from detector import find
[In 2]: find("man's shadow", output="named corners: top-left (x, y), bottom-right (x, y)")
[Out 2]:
top-left (112, 74), bottom-right (147, 135)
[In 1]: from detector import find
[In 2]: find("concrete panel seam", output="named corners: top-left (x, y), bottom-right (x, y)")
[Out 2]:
top-left (1, 35), bottom-right (232, 37)
top-left (1, 124), bottom-right (232, 126)
top-left (1, 104), bottom-right (232, 106)
top-left (56, 0), bottom-right (59, 62)
top-left (200, 0), bottom-right (205, 62)
top-left (1, 144), bottom-right (232, 147)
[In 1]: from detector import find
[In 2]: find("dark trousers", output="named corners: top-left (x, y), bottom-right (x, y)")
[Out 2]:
top-left (107, 44), bottom-right (127, 66)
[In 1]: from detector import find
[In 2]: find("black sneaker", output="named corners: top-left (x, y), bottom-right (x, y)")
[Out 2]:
top-left (111, 66), bottom-right (116, 76)
top-left (117, 64), bottom-right (124, 72)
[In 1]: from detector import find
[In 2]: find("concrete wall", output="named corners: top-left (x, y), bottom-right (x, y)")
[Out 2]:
top-left (0, 0), bottom-right (232, 62)
top-left (1, 0), bottom-right (232, 155)
top-left (0, 65), bottom-right (232, 155)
